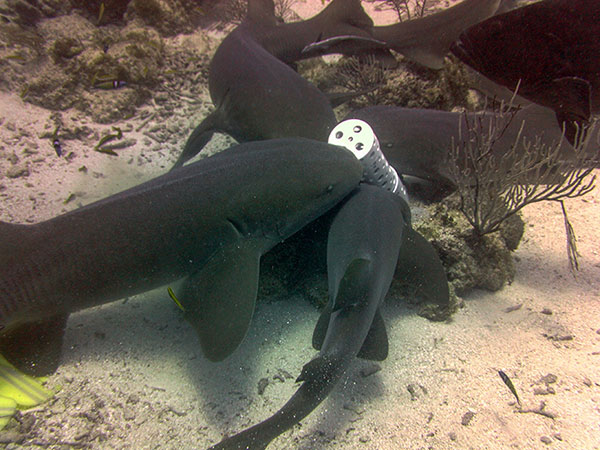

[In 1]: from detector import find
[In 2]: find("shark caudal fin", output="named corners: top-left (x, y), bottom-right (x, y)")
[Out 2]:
top-left (171, 109), bottom-right (223, 170)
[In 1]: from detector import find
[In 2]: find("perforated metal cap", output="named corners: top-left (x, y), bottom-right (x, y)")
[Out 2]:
top-left (328, 119), bottom-right (407, 202)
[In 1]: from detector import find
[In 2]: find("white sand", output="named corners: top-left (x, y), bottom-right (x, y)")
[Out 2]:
top-left (0, 1), bottom-right (599, 449)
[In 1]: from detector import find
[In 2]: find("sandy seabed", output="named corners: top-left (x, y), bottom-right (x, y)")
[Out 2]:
top-left (0, 1), bottom-right (599, 449)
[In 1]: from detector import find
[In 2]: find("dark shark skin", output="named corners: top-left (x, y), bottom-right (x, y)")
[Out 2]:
top-left (369, 0), bottom-right (503, 70)
top-left (171, 24), bottom-right (337, 170)
top-left (207, 185), bottom-right (449, 450)
top-left (171, 0), bottom-right (377, 170)
top-left (344, 104), bottom-right (599, 192)
top-left (450, 0), bottom-right (600, 138)
top-left (302, 0), bottom-right (511, 70)
top-left (0, 138), bottom-right (363, 374)
top-left (245, 0), bottom-right (375, 64)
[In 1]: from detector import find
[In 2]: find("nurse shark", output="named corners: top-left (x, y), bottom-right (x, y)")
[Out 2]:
top-left (207, 184), bottom-right (449, 450)
top-left (0, 138), bottom-right (362, 374)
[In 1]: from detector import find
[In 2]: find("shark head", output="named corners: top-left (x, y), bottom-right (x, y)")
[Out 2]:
top-left (220, 138), bottom-right (363, 244)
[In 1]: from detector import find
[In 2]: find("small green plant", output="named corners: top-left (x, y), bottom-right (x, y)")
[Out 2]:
top-left (447, 97), bottom-right (597, 272)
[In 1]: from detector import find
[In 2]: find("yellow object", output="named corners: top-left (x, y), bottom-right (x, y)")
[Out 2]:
top-left (0, 396), bottom-right (17, 429)
top-left (0, 354), bottom-right (54, 429)
top-left (168, 286), bottom-right (186, 312)
top-left (98, 2), bottom-right (105, 24)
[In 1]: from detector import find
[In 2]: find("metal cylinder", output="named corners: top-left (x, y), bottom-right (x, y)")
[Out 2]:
top-left (328, 119), bottom-right (408, 202)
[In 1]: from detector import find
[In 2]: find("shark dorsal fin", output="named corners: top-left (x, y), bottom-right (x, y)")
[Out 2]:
top-left (332, 258), bottom-right (371, 312)
top-left (312, 258), bottom-right (371, 350)
top-left (312, 289), bottom-right (389, 361)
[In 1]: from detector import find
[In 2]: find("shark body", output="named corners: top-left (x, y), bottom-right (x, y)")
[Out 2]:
top-left (301, 0), bottom-right (512, 69)
top-left (172, 0), bottom-right (376, 169)
top-left (171, 25), bottom-right (337, 169)
top-left (451, 0), bottom-right (600, 139)
top-left (208, 184), bottom-right (449, 450)
top-left (0, 138), bottom-right (362, 374)
top-left (344, 104), bottom-right (599, 195)
top-left (245, 0), bottom-right (375, 64)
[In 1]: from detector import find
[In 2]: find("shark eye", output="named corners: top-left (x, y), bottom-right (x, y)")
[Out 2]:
top-left (326, 184), bottom-right (333, 193)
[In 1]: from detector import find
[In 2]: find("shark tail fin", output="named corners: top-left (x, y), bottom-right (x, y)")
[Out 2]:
top-left (171, 109), bottom-right (223, 170)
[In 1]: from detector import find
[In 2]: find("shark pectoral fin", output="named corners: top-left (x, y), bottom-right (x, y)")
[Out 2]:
top-left (356, 307), bottom-right (388, 361)
top-left (396, 228), bottom-right (449, 308)
top-left (0, 314), bottom-right (68, 377)
top-left (179, 239), bottom-right (263, 362)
